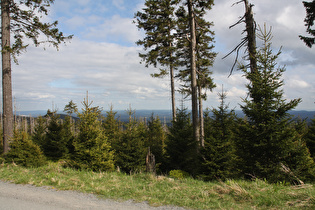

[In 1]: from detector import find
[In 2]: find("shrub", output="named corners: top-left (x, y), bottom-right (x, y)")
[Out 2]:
top-left (5, 132), bottom-right (46, 167)
top-left (169, 170), bottom-right (190, 179)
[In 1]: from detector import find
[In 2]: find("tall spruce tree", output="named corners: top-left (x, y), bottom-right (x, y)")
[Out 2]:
top-left (135, 0), bottom-right (179, 121)
top-left (235, 25), bottom-right (314, 183)
top-left (1, 0), bottom-right (72, 154)
top-left (300, 0), bottom-right (315, 47)
top-left (175, 2), bottom-right (216, 147)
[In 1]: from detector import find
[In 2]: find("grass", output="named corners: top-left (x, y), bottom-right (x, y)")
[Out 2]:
top-left (0, 162), bottom-right (314, 209)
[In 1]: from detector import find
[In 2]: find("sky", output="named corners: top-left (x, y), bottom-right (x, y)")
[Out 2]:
top-left (3, 0), bottom-right (315, 112)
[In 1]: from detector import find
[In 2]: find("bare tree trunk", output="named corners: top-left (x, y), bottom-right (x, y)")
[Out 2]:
top-left (198, 85), bottom-right (204, 148)
top-left (146, 147), bottom-right (156, 174)
top-left (188, 0), bottom-right (200, 146)
top-left (244, 0), bottom-right (257, 74)
top-left (170, 63), bottom-right (176, 121)
top-left (1, 0), bottom-right (14, 154)
top-left (168, 22), bottom-right (176, 122)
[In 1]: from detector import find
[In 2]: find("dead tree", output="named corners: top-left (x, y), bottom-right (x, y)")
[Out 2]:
top-left (223, 0), bottom-right (257, 76)
top-left (146, 147), bottom-right (156, 174)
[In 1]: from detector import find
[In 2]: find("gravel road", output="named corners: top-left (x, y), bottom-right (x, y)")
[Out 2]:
top-left (0, 180), bottom-right (186, 210)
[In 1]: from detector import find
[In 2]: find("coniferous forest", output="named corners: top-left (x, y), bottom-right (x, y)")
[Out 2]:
top-left (1, 0), bottom-right (315, 186)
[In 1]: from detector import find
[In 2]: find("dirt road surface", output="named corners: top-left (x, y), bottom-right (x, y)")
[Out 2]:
top-left (0, 180), bottom-right (186, 210)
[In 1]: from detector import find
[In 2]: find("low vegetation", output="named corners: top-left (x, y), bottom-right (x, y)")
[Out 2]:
top-left (0, 162), bottom-right (314, 209)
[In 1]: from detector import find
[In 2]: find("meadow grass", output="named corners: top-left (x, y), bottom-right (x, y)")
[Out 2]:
top-left (0, 162), bottom-right (314, 209)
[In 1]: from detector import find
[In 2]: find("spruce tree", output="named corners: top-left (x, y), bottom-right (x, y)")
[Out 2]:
top-left (43, 111), bottom-right (68, 161)
top-left (115, 109), bottom-right (146, 173)
top-left (175, 3), bottom-right (216, 146)
top-left (135, 0), bottom-right (179, 121)
top-left (201, 88), bottom-right (238, 180)
top-left (31, 115), bottom-right (47, 150)
top-left (305, 117), bottom-right (315, 160)
top-left (166, 106), bottom-right (198, 175)
top-left (72, 98), bottom-right (114, 171)
top-left (62, 115), bottom-right (75, 157)
top-left (300, 0), bottom-right (315, 47)
top-left (236, 25), bottom-right (314, 183)
top-left (6, 131), bottom-right (46, 167)
top-left (145, 114), bottom-right (167, 172)
top-left (103, 105), bottom-right (121, 152)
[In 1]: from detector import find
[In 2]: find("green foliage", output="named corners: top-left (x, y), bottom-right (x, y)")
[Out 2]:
top-left (305, 117), bottom-right (315, 160)
top-left (115, 109), bottom-right (146, 173)
top-left (175, 2), bottom-right (216, 96)
top-left (43, 111), bottom-right (69, 161)
top-left (5, 131), bottom-right (46, 167)
top-left (31, 115), bottom-right (47, 149)
top-left (135, 0), bottom-right (178, 70)
top-left (300, 0), bottom-right (315, 47)
top-left (169, 169), bottom-right (190, 179)
top-left (63, 100), bottom-right (78, 116)
top-left (62, 115), bottom-right (76, 157)
top-left (8, 0), bottom-right (73, 59)
top-left (201, 90), bottom-right (239, 181)
top-left (166, 107), bottom-right (198, 175)
top-left (103, 105), bottom-right (121, 151)
top-left (236, 25), bottom-right (314, 183)
top-left (145, 114), bottom-right (166, 172)
top-left (71, 99), bottom-right (115, 171)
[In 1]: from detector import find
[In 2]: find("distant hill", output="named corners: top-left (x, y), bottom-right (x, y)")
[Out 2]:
top-left (15, 109), bottom-right (315, 124)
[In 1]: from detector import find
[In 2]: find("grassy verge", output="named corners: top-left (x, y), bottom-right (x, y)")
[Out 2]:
top-left (0, 162), bottom-right (314, 209)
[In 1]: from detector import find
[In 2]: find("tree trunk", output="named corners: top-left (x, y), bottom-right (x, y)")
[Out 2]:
top-left (244, 0), bottom-right (257, 74)
top-left (188, 0), bottom-right (200, 147)
top-left (146, 147), bottom-right (156, 174)
top-left (198, 85), bottom-right (204, 148)
top-left (1, 0), bottom-right (14, 154)
top-left (170, 62), bottom-right (176, 121)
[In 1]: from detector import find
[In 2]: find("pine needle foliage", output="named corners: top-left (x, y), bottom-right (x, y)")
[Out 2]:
top-left (43, 111), bottom-right (69, 161)
top-left (166, 107), bottom-right (198, 175)
top-left (300, 0), bottom-right (315, 47)
top-left (31, 115), bottom-right (47, 150)
top-left (145, 114), bottom-right (167, 172)
top-left (5, 131), bottom-right (46, 167)
top-left (236, 25), bottom-right (315, 183)
top-left (71, 98), bottom-right (114, 172)
top-left (305, 117), bottom-right (315, 160)
top-left (201, 89), bottom-right (238, 180)
top-left (103, 105), bottom-right (121, 152)
top-left (115, 109), bottom-right (147, 173)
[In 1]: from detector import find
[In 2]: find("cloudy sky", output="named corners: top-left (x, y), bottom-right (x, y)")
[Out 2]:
top-left (5, 0), bottom-right (315, 112)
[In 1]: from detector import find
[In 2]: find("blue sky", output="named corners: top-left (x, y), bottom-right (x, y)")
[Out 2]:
top-left (4, 0), bottom-right (315, 112)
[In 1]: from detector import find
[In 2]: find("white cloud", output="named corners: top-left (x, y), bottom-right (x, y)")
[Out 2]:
top-left (83, 15), bottom-right (141, 44)
top-left (2, 0), bottom-right (315, 111)
top-left (112, 0), bottom-right (125, 10)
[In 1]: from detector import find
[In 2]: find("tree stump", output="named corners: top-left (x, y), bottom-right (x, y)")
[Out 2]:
top-left (146, 147), bottom-right (156, 174)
